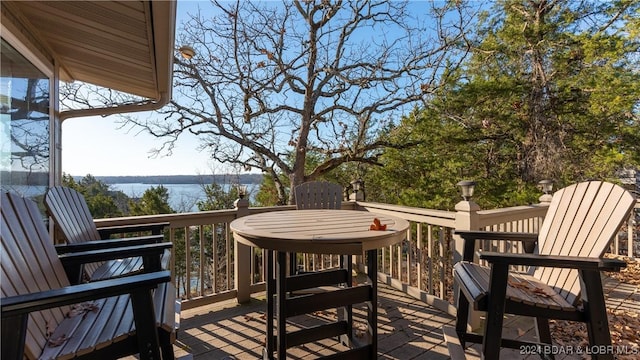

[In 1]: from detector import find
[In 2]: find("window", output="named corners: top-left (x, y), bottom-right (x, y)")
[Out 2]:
top-left (0, 38), bottom-right (50, 200)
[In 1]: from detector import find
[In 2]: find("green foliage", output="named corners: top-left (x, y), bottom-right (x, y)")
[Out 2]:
top-left (366, 0), bottom-right (639, 209)
top-left (61, 174), bottom-right (177, 217)
top-left (129, 185), bottom-right (174, 215)
top-left (366, 1), bottom-right (640, 209)
top-left (466, 0), bottom-right (639, 183)
top-left (62, 174), bottom-right (124, 218)
top-left (196, 182), bottom-right (240, 211)
top-left (254, 175), bottom-right (286, 207)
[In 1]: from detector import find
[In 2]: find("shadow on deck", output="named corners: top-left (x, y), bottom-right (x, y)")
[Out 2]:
top-left (170, 275), bottom-right (639, 360)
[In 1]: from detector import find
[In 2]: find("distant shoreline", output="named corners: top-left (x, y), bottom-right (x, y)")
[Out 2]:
top-left (74, 174), bottom-right (263, 185)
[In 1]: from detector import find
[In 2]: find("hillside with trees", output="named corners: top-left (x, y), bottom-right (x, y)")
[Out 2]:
top-left (63, 0), bottom-right (639, 209)
top-left (64, 173), bottom-right (242, 297)
top-left (364, 0), bottom-right (640, 210)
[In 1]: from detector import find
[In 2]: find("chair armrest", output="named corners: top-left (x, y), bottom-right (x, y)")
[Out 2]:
top-left (97, 222), bottom-right (169, 238)
top-left (58, 243), bottom-right (172, 266)
top-left (1, 271), bottom-right (171, 318)
top-left (59, 242), bottom-right (172, 283)
top-left (1, 271), bottom-right (171, 358)
top-left (55, 234), bottom-right (164, 254)
top-left (454, 230), bottom-right (538, 260)
top-left (455, 230), bottom-right (539, 242)
top-left (478, 251), bottom-right (627, 272)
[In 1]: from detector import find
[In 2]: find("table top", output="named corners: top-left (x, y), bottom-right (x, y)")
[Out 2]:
top-left (230, 209), bottom-right (410, 255)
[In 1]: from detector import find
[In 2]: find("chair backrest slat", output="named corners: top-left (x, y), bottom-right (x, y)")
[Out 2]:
top-left (534, 181), bottom-right (635, 304)
top-left (45, 186), bottom-right (102, 243)
top-left (1, 192), bottom-right (72, 359)
top-left (294, 181), bottom-right (343, 210)
top-left (45, 186), bottom-right (104, 275)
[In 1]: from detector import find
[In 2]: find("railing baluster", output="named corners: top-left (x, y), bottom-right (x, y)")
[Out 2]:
top-left (427, 224), bottom-right (434, 296)
top-left (213, 223), bottom-right (218, 292)
top-left (199, 225), bottom-right (205, 296)
top-left (438, 227), bottom-right (445, 299)
top-left (170, 228), bottom-right (176, 287)
top-left (249, 246), bottom-right (256, 284)
top-left (406, 226), bottom-right (412, 285)
top-left (396, 242), bottom-right (401, 280)
top-left (416, 223), bottom-right (423, 292)
top-left (185, 225), bottom-right (191, 299)
top-left (381, 246), bottom-right (386, 274)
top-left (226, 222), bottom-right (232, 290)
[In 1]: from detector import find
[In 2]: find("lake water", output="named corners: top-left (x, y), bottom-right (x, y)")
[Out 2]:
top-left (110, 183), bottom-right (255, 212)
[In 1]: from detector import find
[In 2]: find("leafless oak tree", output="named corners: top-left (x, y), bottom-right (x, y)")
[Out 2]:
top-left (84, 0), bottom-right (476, 204)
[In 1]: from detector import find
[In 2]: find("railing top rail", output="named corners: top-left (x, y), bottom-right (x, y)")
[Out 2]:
top-left (94, 208), bottom-right (239, 227)
top-left (355, 201), bottom-right (456, 219)
top-left (477, 204), bottom-right (549, 228)
top-left (91, 198), bottom-right (634, 234)
top-left (355, 201), bottom-right (457, 227)
top-left (247, 205), bottom-right (297, 215)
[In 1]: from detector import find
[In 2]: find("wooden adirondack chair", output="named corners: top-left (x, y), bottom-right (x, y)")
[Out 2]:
top-left (294, 181), bottom-right (343, 210)
top-left (291, 181), bottom-right (344, 274)
top-left (449, 181), bottom-right (635, 359)
top-left (45, 186), bottom-right (170, 283)
top-left (1, 191), bottom-right (178, 360)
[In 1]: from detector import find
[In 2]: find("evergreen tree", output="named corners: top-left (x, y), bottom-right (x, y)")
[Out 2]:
top-left (62, 174), bottom-right (124, 218)
top-left (368, 0), bottom-right (639, 209)
top-left (254, 174), bottom-right (286, 207)
top-left (196, 183), bottom-right (240, 211)
top-left (129, 185), bottom-right (174, 215)
top-left (450, 0), bottom-right (639, 184)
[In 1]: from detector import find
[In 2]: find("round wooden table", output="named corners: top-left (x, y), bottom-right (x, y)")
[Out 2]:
top-left (231, 209), bottom-right (409, 359)
top-left (231, 209), bottom-right (409, 254)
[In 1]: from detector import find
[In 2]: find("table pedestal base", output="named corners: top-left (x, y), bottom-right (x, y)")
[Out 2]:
top-left (263, 249), bottom-right (378, 360)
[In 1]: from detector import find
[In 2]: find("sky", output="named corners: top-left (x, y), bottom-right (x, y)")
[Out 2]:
top-left (60, 0), bottom-right (452, 177)
top-left (61, 1), bottom-right (223, 177)
top-left (61, 115), bottom-right (220, 177)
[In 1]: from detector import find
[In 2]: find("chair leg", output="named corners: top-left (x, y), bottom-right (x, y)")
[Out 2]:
top-left (535, 318), bottom-right (555, 360)
top-left (159, 331), bottom-right (175, 360)
top-left (482, 263), bottom-right (509, 359)
top-left (289, 252), bottom-right (297, 275)
top-left (580, 270), bottom-right (614, 360)
top-left (130, 289), bottom-right (163, 360)
top-left (455, 287), bottom-right (471, 347)
top-left (535, 317), bottom-right (552, 345)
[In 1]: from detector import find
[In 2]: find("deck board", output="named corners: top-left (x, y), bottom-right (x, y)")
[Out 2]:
top-left (120, 274), bottom-right (637, 360)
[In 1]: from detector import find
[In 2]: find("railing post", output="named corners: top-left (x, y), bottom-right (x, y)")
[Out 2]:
top-left (349, 179), bottom-right (366, 272)
top-left (234, 197), bottom-right (251, 304)
top-left (454, 199), bottom-right (481, 265)
top-left (454, 197), bottom-right (481, 330)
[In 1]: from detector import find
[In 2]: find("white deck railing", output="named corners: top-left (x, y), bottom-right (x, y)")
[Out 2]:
top-left (94, 198), bottom-right (638, 313)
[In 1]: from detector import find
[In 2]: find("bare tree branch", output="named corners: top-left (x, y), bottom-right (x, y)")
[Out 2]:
top-left (62, 0), bottom-right (478, 204)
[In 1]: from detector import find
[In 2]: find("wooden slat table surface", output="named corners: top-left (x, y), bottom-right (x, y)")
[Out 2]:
top-left (231, 209), bottom-right (410, 255)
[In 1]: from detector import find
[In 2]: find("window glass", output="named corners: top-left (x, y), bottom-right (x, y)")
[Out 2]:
top-left (0, 38), bottom-right (50, 200)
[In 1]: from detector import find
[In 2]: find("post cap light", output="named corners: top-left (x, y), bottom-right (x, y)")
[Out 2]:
top-left (351, 179), bottom-right (363, 192)
top-left (236, 184), bottom-right (248, 199)
top-left (538, 179), bottom-right (553, 195)
top-left (457, 180), bottom-right (476, 201)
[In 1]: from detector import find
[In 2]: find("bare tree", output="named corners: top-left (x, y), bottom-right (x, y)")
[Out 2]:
top-left (103, 1), bottom-right (475, 204)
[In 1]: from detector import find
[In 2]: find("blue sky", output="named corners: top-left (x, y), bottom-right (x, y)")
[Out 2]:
top-left (62, 1), bottom-right (226, 177)
top-left (61, 0), bottom-right (457, 177)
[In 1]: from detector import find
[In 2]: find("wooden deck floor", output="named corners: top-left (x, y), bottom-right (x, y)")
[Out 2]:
top-left (166, 275), bottom-right (638, 360)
